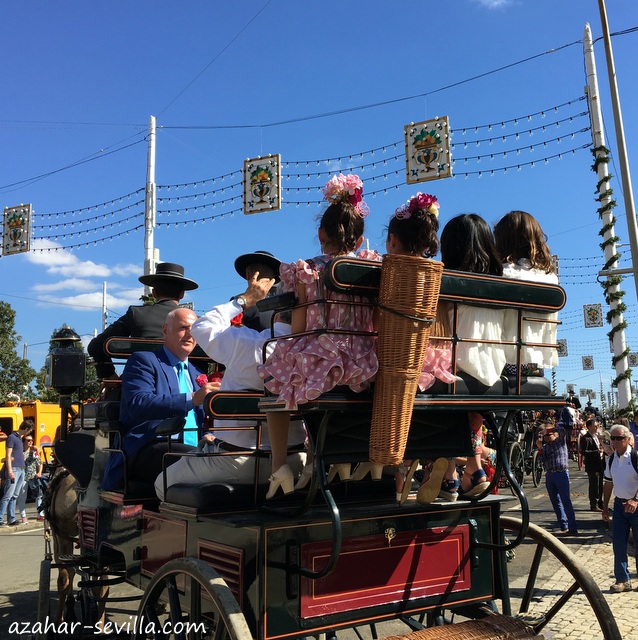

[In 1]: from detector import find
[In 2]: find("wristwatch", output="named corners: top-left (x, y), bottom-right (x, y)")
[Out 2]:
top-left (234, 295), bottom-right (247, 309)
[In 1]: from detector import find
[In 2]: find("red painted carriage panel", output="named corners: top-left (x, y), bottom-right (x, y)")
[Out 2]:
top-left (300, 524), bottom-right (471, 618)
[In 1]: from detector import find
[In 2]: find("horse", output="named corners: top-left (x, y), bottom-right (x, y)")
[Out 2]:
top-left (44, 467), bottom-right (80, 623)
top-left (44, 466), bottom-right (110, 626)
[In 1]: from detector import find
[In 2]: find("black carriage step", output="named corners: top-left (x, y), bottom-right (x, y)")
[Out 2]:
top-left (77, 574), bottom-right (127, 588)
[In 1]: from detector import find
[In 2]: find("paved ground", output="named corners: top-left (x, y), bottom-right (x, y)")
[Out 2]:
top-left (1, 460), bottom-right (637, 638)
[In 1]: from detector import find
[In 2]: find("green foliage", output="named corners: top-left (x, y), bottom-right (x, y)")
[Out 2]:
top-left (0, 302), bottom-right (37, 403)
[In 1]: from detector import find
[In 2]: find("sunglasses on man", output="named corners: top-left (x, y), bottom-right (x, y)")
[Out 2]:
top-left (610, 435), bottom-right (628, 441)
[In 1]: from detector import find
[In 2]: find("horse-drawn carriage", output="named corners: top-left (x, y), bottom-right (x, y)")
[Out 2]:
top-left (39, 257), bottom-right (621, 640)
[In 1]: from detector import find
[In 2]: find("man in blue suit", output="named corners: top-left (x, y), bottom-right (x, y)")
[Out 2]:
top-left (101, 307), bottom-right (220, 492)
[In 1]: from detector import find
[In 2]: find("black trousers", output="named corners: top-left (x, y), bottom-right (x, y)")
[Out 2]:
top-left (586, 468), bottom-right (603, 509)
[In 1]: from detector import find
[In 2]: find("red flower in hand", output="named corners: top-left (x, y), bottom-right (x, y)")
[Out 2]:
top-left (230, 312), bottom-right (243, 327)
top-left (197, 372), bottom-right (224, 387)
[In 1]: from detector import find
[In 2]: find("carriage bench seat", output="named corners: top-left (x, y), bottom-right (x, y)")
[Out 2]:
top-left (103, 337), bottom-right (214, 370)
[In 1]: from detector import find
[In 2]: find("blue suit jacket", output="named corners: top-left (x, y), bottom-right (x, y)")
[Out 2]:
top-left (101, 347), bottom-right (204, 490)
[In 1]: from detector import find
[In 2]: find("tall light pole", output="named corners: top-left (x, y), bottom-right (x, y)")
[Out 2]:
top-left (143, 115), bottom-right (158, 297)
top-left (597, 0), bottom-right (638, 295)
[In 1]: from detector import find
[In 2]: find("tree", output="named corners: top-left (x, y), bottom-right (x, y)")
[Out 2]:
top-left (34, 325), bottom-right (101, 402)
top-left (0, 301), bottom-right (37, 404)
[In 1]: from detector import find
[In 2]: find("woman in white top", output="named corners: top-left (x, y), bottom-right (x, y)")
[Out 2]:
top-left (494, 210), bottom-right (559, 374)
top-left (439, 214), bottom-right (504, 497)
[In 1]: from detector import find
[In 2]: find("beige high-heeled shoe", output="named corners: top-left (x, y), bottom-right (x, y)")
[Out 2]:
top-left (294, 463), bottom-right (313, 490)
top-left (416, 458), bottom-right (448, 505)
top-left (326, 463), bottom-right (351, 483)
top-left (266, 464), bottom-right (295, 499)
top-left (395, 460), bottom-right (419, 505)
top-left (350, 462), bottom-right (383, 482)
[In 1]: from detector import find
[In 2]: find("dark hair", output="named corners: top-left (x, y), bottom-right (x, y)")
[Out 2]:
top-left (440, 214), bottom-right (503, 275)
top-left (387, 210), bottom-right (439, 257)
top-left (153, 281), bottom-right (185, 300)
top-left (319, 202), bottom-right (364, 254)
top-left (494, 210), bottom-right (554, 273)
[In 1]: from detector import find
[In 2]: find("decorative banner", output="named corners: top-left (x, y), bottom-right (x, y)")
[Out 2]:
top-left (404, 116), bottom-right (452, 184)
top-left (566, 384), bottom-right (575, 394)
top-left (2, 204), bottom-right (31, 255)
top-left (557, 339), bottom-right (568, 357)
top-left (579, 388), bottom-right (586, 397)
top-left (583, 303), bottom-right (603, 328)
top-left (243, 154), bottom-right (281, 214)
top-left (628, 352), bottom-right (638, 367)
top-left (582, 355), bottom-right (595, 370)
top-left (590, 391), bottom-right (597, 399)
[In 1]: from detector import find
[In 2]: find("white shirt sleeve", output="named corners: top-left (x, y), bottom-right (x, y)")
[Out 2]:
top-left (191, 301), bottom-right (243, 363)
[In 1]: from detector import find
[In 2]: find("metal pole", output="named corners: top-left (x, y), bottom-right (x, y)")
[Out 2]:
top-left (102, 281), bottom-right (107, 331)
top-left (143, 115), bottom-right (157, 297)
top-left (597, 0), bottom-right (638, 297)
top-left (584, 23), bottom-right (631, 410)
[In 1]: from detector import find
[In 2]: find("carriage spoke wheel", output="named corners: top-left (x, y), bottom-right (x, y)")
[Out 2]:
top-left (508, 442), bottom-right (525, 495)
top-left (36, 559), bottom-right (52, 640)
top-left (531, 451), bottom-right (543, 488)
top-left (134, 558), bottom-right (251, 640)
top-left (499, 516), bottom-right (621, 639)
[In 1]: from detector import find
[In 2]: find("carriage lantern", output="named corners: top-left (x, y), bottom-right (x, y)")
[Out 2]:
top-left (45, 327), bottom-right (86, 395)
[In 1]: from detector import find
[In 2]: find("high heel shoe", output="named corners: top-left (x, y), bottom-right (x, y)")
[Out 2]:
top-left (350, 462), bottom-right (383, 482)
top-left (294, 463), bottom-right (313, 490)
top-left (395, 460), bottom-right (419, 505)
top-left (326, 463), bottom-right (351, 483)
top-left (416, 458), bottom-right (447, 505)
top-left (266, 464), bottom-right (295, 499)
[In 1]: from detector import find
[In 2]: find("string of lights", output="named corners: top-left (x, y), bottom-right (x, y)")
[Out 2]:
top-left (33, 199), bottom-right (145, 231)
top-left (27, 96), bottom-right (591, 251)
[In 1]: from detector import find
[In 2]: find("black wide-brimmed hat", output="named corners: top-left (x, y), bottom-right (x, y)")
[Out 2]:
top-left (234, 250), bottom-right (281, 283)
top-left (138, 262), bottom-right (198, 290)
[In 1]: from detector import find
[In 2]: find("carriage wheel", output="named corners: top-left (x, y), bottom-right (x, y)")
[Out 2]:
top-left (531, 451), bottom-right (543, 488)
top-left (36, 559), bottom-right (52, 640)
top-left (508, 442), bottom-right (525, 495)
top-left (134, 558), bottom-right (251, 640)
top-left (499, 516), bottom-right (621, 639)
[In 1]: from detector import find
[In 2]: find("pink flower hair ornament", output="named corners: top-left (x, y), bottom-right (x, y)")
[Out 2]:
top-left (322, 173), bottom-right (370, 218)
top-left (394, 192), bottom-right (439, 220)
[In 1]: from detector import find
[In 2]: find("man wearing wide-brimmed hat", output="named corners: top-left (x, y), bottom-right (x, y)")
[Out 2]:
top-left (88, 262), bottom-right (198, 380)
top-left (232, 250), bottom-right (281, 332)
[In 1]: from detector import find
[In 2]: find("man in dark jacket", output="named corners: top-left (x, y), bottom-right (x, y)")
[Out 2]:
top-left (580, 418), bottom-right (604, 511)
top-left (88, 263), bottom-right (198, 380)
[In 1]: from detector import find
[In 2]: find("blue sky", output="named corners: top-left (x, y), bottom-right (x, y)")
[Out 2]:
top-left (1, 0), bottom-right (637, 408)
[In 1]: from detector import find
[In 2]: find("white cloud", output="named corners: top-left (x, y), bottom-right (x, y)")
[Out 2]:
top-left (27, 238), bottom-right (139, 279)
top-left (32, 278), bottom-right (98, 293)
top-left (474, 0), bottom-right (512, 8)
top-left (35, 287), bottom-right (144, 313)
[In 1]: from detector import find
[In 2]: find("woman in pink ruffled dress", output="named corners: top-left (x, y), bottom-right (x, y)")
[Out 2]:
top-left (257, 174), bottom-right (379, 499)
top-left (380, 193), bottom-right (457, 504)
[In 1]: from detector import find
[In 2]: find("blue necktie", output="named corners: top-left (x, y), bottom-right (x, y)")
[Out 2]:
top-left (177, 361), bottom-right (199, 447)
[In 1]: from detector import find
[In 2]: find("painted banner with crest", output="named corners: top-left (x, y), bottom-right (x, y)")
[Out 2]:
top-left (404, 117), bottom-right (452, 184)
top-left (583, 303), bottom-right (603, 328)
top-left (2, 204), bottom-right (31, 256)
top-left (582, 355), bottom-right (595, 370)
top-left (244, 154), bottom-right (281, 214)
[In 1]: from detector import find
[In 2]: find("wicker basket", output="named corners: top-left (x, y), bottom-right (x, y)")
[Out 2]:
top-left (369, 254), bottom-right (443, 466)
top-left (381, 614), bottom-right (539, 640)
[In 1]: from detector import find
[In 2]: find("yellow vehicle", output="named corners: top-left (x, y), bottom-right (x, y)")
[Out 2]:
top-left (0, 400), bottom-right (61, 463)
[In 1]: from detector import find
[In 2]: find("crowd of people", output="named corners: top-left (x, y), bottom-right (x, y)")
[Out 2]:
top-left (0, 419), bottom-right (46, 526)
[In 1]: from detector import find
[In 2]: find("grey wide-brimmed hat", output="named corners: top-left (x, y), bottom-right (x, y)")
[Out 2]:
top-left (138, 262), bottom-right (199, 290)
top-left (234, 250), bottom-right (281, 283)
